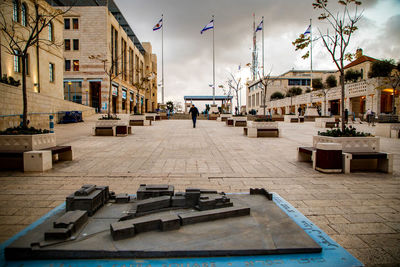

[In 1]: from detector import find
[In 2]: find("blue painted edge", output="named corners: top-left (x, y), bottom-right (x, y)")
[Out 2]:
top-left (0, 193), bottom-right (364, 267)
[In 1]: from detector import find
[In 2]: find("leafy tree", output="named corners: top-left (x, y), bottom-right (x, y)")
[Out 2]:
top-left (369, 59), bottom-right (400, 114)
top-left (305, 88), bottom-right (312, 93)
top-left (292, 0), bottom-right (363, 131)
top-left (325, 75), bottom-right (337, 88)
top-left (286, 87), bottom-right (302, 97)
top-left (166, 101), bottom-right (174, 112)
top-left (270, 91), bottom-right (285, 100)
top-left (369, 59), bottom-right (395, 78)
top-left (312, 78), bottom-right (324, 90)
top-left (345, 69), bottom-right (362, 82)
top-left (0, 1), bottom-right (73, 128)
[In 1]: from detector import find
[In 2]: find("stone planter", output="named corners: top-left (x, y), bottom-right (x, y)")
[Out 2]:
top-left (220, 114), bottom-right (232, 122)
top-left (232, 116), bottom-right (247, 127)
top-left (313, 135), bottom-right (380, 152)
top-left (129, 115), bottom-right (146, 126)
top-left (375, 123), bottom-right (400, 138)
top-left (209, 113), bottom-right (219, 120)
top-left (0, 133), bottom-right (56, 152)
top-left (145, 113), bottom-right (157, 121)
top-left (315, 117), bottom-right (335, 128)
top-left (246, 121), bottom-right (279, 138)
top-left (284, 115), bottom-right (303, 123)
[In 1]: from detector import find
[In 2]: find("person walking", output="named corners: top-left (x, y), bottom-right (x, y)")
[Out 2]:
top-left (189, 104), bottom-right (199, 128)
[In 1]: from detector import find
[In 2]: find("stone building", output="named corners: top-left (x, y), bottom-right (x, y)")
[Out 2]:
top-left (247, 69), bottom-right (336, 114)
top-left (0, 0), bottom-right (95, 131)
top-left (47, 0), bottom-right (158, 114)
top-left (247, 49), bottom-right (399, 117)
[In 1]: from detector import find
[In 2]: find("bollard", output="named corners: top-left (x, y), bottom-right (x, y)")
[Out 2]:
top-left (49, 115), bottom-right (54, 133)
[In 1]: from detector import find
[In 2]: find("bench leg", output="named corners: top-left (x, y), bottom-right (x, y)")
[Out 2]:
top-left (59, 150), bottom-right (74, 161)
top-left (343, 153), bottom-right (352, 174)
top-left (377, 153), bottom-right (393, 173)
top-left (23, 150), bottom-right (52, 172)
top-left (297, 149), bottom-right (312, 162)
top-left (312, 150), bottom-right (316, 170)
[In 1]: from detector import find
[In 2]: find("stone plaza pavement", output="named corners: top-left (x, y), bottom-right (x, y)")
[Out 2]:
top-left (0, 116), bottom-right (399, 266)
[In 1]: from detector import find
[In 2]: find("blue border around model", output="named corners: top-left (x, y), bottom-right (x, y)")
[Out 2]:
top-left (0, 193), bottom-right (363, 267)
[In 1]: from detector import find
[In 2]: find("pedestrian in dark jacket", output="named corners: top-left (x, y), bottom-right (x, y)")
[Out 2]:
top-left (189, 104), bottom-right (199, 128)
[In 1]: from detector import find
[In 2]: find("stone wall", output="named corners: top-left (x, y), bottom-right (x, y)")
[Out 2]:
top-left (0, 83), bottom-right (95, 130)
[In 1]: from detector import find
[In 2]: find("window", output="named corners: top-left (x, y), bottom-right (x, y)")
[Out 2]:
top-left (13, 0), bottom-right (19, 22)
top-left (121, 39), bottom-right (127, 80)
top-left (72, 18), bottom-right (79, 29)
top-left (129, 48), bottom-right (133, 84)
top-left (13, 50), bottom-right (21, 73)
top-left (21, 3), bottom-right (27, 26)
top-left (64, 81), bottom-right (82, 104)
top-left (73, 60), bottom-right (79, 71)
top-left (288, 79), bottom-right (310, 86)
top-left (73, 39), bottom-right (79, 50)
top-left (65, 60), bottom-right (71, 71)
top-left (111, 26), bottom-right (118, 74)
top-left (48, 22), bottom-right (54, 41)
top-left (64, 39), bottom-right (70, 50)
top-left (49, 63), bottom-right (55, 82)
top-left (64, 18), bottom-right (70, 30)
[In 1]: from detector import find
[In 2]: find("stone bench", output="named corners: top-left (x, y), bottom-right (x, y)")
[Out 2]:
top-left (115, 125), bottom-right (132, 137)
top-left (244, 127), bottom-right (279, 138)
top-left (343, 152), bottom-right (393, 174)
top-left (234, 120), bottom-right (247, 127)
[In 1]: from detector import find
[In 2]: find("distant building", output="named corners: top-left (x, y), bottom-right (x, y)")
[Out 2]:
top-left (247, 49), bottom-right (399, 117)
top-left (47, 0), bottom-right (158, 114)
top-left (0, 0), bottom-right (94, 130)
top-left (247, 69), bottom-right (336, 114)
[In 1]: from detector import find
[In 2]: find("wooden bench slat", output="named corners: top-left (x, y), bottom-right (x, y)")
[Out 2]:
top-left (41, 146), bottom-right (72, 155)
top-left (347, 152), bottom-right (388, 159)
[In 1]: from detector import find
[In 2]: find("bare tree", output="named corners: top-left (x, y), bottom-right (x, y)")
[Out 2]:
top-left (227, 73), bottom-right (242, 115)
top-left (257, 71), bottom-right (276, 117)
top-left (89, 52), bottom-right (123, 118)
top-left (0, 0), bottom-right (73, 128)
top-left (292, 0), bottom-right (363, 131)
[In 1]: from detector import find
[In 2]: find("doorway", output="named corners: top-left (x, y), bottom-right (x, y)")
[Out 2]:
top-left (89, 82), bottom-right (101, 112)
top-left (112, 96), bottom-right (117, 114)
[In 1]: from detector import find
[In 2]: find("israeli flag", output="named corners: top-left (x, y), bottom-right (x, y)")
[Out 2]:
top-left (153, 18), bottom-right (163, 31)
top-left (256, 20), bottom-right (263, 32)
top-left (304, 25), bottom-right (311, 35)
top-left (201, 19), bottom-right (214, 34)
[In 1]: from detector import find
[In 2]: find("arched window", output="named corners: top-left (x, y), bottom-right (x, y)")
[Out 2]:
top-left (13, 0), bottom-right (20, 22)
top-left (48, 22), bottom-right (54, 41)
top-left (21, 3), bottom-right (27, 26)
top-left (360, 69), bottom-right (364, 79)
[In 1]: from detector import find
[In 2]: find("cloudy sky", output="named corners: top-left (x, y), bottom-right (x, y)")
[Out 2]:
top-left (115, 0), bottom-right (400, 110)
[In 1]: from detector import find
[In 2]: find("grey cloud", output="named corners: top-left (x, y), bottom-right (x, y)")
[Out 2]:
top-left (115, 0), bottom-right (399, 105)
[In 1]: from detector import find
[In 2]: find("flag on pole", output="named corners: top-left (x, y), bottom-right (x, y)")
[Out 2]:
top-left (304, 25), bottom-right (311, 35)
top-left (255, 20), bottom-right (263, 32)
top-left (153, 18), bottom-right (163, 31)
top-left (201, 19), bottom-right (214, 34)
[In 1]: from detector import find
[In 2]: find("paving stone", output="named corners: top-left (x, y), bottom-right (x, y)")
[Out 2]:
top-left (0, 118), bottom-right (399, 265)
top-left (343, 213), bottom-right (386, 223)
top-left (330, 223), bottom-right (397, 235)
top-left (346, 248), bottom-right (397, 266)
top-left (358, 233), bottom-right (400, 248)
top-left (330, 234), bottom-right (369, 249)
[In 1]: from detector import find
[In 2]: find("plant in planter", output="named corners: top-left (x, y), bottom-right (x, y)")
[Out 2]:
top-left (98, 114), bottom-right (120, 120)
top-left (0, 126), bottom-right (49, 135)
top-left (254, 117), bottom-right (274, 122)
top-left (318, 126), bottom-right (370, 137)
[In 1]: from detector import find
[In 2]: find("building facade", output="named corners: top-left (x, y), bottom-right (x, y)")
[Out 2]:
top-left (0, 0), bottom-right (95, 130)
top-left (48, 0), bottom-right (158, 114)
top-left (247, 49), bottom-right (399, 117)
top-left (247, 70), bottom-right (336, 114)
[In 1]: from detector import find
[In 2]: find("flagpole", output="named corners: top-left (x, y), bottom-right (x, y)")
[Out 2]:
top-left (162, 14), bottom-right (164, 104)
top-left (212, 15), bottom-right (215, 105)
top-left (310, 18), bottom-right (313, 91)
top-left (262, 16), bottom-right (264, 78)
